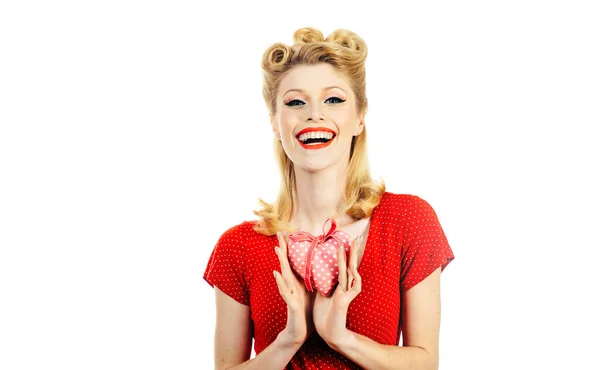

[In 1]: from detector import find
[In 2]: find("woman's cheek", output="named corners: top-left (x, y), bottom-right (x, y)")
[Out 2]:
top-left (329, 110), bottom-right (353, 131)
top-left (279, 111), bottom-right (299, 133)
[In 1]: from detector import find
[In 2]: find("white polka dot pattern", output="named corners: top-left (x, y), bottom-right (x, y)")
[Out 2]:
top-left (203, 192), bottom-right (454, 368)
top-left (287, 219), bottom-right (352, 297)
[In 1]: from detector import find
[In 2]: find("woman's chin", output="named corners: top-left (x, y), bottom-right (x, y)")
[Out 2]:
top-left (290, 159), bottom-right (340, 174)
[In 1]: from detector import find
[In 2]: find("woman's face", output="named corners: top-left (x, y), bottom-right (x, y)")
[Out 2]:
top-left (271, 63), bottom-right (364, 173)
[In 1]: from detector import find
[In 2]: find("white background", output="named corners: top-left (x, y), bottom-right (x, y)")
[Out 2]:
top-left (1, 1), bottom-right (599, 369)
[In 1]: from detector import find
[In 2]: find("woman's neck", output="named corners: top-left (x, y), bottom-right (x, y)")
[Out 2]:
top-left (290, 164), bottom-right (354, 235)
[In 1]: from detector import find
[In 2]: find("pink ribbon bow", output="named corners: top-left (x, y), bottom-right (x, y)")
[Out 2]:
top-left (287, 218), bottom-right (352, 296)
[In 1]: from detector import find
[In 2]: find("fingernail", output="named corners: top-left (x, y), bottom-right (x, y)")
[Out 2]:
top-left (277, 231), bottom-right (282, 238)
top-left (273, 270), bottom-right (277, 277)
top-left (274, 246), bottom-right (279, 254)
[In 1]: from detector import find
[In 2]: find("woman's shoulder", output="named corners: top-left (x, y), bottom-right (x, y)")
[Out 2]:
top-left (375, 191), bottom-right (442, 225)
top-left (379, 191), bottom-right (434, 211)
top-left (216, 220), bottom-right (269, 244)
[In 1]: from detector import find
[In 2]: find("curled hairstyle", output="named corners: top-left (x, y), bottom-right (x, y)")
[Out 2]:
top-left (254, 27), bottom-right (385, 235)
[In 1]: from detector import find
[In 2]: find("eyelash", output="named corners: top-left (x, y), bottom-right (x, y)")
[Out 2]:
top-left (284, 97), bottom-right (346, 106)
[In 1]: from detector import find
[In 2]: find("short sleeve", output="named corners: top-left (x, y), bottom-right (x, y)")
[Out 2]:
top-left (400, 196), bottom-right (454, 292)
top-left (203, 225), bottom-right (250, 306)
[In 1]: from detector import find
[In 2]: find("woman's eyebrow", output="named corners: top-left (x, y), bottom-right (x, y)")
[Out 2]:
top-left (283, 86), bottom-right (347, 96)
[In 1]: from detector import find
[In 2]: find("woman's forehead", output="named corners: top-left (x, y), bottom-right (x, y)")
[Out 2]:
top-left (279, 63), bottom-right (351, 95)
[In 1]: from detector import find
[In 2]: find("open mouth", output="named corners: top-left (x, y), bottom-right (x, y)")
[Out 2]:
top-left (295, 128), bottom-right (336, 150)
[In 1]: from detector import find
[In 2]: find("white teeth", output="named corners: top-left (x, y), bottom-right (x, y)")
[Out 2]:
top-left (297, 131), bottom-right (334, 143)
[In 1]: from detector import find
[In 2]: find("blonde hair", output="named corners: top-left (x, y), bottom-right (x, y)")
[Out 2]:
top-left (254, 27), bottom-right (385, 235)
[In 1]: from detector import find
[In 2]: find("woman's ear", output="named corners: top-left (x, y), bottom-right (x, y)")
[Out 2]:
top-left (270, 114), bottom-right (281, 140)
top-left (354, 116), bottom-right (365, 136)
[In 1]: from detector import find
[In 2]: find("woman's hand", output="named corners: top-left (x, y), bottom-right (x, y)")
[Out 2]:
top-left (313, 238), bottom-right (362, 350)
top-left (273, 231), bottom-right (315, 346)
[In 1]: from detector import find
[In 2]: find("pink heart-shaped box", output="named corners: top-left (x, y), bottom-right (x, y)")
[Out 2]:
top-left (287, 218), bottom-right (351, 297)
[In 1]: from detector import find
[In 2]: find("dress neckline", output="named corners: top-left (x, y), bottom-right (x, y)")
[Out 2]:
top-left (355, 192), bottom-right (385, 273)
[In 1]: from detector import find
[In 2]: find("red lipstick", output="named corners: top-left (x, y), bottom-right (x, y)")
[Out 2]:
top-left (295, 127), bottom-right (336, 150)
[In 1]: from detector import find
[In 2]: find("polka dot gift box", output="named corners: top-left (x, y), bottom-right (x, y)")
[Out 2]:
top-left (287, 218), bottom-right (352, 296)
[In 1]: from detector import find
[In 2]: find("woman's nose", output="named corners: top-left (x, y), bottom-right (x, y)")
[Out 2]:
top-left (307, 105), bottom-right (325, 121)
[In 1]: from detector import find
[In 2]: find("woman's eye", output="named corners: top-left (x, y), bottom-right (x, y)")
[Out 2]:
top-left (284, 99), bottom-right (305, 107)
top-left (325, 97), bottom-right (346, 104)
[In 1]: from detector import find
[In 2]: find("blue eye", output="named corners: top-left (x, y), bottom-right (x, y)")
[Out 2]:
top-left (284, 97), bottom-right (346, 107)
top-left (284, 99), bottom-right (305, 107)
top-left (326, 97), bottom-right (346, 104)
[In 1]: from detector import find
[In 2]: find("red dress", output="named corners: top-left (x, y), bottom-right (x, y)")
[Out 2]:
top-left (203, 192), bottom-right (455, 369)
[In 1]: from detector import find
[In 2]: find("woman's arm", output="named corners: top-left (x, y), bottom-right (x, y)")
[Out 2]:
top-left (213, 287), bottom-right (305, 370)
top-left (330, 268), bottom-right (442, 370)
top-left (213, 232), bottom-right (313, 369)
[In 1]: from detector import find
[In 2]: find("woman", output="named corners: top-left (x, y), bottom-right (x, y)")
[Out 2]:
top-left (204, 27), bottom-right (454, 369)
